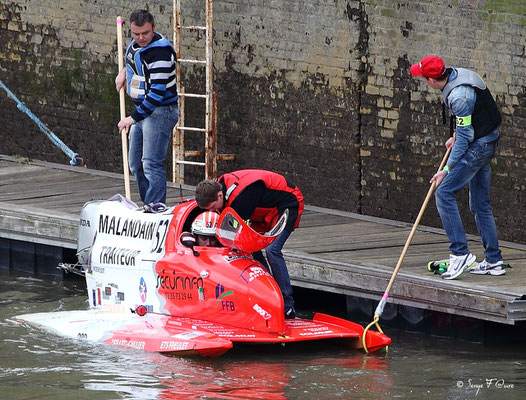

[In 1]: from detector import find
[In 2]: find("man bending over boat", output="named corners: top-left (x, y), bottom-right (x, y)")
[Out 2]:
top-left (195, 169), bottom-right (304, 319)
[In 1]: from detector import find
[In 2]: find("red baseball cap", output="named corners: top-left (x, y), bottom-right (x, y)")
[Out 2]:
top-left (410, 56), bottom-right (445, 78)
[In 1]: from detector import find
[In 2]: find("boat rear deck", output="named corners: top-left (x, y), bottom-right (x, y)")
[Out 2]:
top-left (1, 155), bottom-right (525, 325)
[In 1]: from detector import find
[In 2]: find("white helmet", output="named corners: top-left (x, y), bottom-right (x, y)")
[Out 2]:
top-left (191, 211), bottom-right (219, 236)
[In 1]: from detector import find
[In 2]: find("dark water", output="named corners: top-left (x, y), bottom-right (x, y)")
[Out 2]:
top-left (1, 270), bottom-right (525, 400)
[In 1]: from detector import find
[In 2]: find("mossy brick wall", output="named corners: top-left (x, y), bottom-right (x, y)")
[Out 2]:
top-left (1, 0), bottom-right (525, 243)
top-left (357, 0), bottom-right (526, 239)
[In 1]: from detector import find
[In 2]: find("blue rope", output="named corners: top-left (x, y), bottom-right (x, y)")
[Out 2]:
top-left (0, 79), bottom-right (81, 166)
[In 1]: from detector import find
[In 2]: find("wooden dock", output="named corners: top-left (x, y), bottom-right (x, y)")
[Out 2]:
top-left (1, 154), bottom-right (525, 326)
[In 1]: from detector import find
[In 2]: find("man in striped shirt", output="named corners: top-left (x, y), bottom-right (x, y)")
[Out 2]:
top-left (116, 9), bottom-right (178, 205)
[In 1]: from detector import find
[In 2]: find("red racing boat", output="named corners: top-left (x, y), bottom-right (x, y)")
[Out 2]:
top-left (14, 195), bottom-right (390, 356)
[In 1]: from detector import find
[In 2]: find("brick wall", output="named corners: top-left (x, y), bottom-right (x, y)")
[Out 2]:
top-left (1, 0), bottom-right (525, 242)
top-left (357, 0), bottom-right (526, 237)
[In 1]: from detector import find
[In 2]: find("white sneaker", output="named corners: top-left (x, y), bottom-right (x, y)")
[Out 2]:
top-left (442, 253), bottom-right (476, 280)
top-left (469, 259), bottom-right (506, 276)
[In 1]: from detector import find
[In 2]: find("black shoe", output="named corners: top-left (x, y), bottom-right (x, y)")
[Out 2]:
top-left (285, 306), bottom-right (296, 319)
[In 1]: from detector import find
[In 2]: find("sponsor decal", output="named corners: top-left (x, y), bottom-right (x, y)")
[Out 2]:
top-left (305, 326), bottom-right (328, 332)
top-left (253, 303), bottom-right (271, 320)
top-left (99, 246), bottom-right (140, 267)
top-left (220, 300), bottom-right (235, 311)
top-left (103, 304), bottom-right (126, 313)
top-left (299, 330), bottom-right (334, 336)
top-left (134, 304), bottom-right (153, 314)
top-left (79, 219), bottom-right (90, 227)
top-left (98, 214), bottom-right (156, 240)
top-left (160, 341), bottom-right (189, 351)
top-left (111, 339), bottom-right (145, 350)
top-left (96, 286), bottom-right (125, 306)
top-left (164, 292), bottom-right (193, 301)
top-left (172, 331), bottom-right (206, 340)
top-left (215, 283), bottom-right (235, 311)
top-left (156, 273), bottom-right (203, 301)
top-left (230, 334), bottom-right (256, 338)
top-left (240, 265), bottom-right (269, 283)
top-left (215, 284), bottom-right (233, 301)
top-left (157, 274), bottom-right (204, 291)
top-left (139, 277), bottom-right (147, 302)
top-left (224, 255), bottom-right (252, 262)
top-left (93, 266), bottom-right (105, 274)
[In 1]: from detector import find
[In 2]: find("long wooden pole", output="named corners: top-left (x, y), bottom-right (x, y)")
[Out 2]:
top-left (362, 147), bottom-right (452, 352)
top-left (116, 16), bottom-right (131, 200)
top-left (374, 146), bottom-right (452, 319)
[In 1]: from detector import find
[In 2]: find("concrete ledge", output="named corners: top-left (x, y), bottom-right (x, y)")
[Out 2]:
top-left (0, 202), bottom-right (78, 249)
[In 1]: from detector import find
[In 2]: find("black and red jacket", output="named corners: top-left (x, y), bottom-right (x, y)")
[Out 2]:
top-left (218, 169), bottom-right (304, 233)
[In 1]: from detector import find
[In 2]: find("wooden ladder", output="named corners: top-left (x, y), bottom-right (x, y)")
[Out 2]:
top-left (172, 0), bottom-right (234, 183)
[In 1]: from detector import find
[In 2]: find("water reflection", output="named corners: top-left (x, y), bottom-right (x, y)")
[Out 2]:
top-left (154, 352), bottom-right (390, 400)
top-left (77, 341), bottom-right (391, 399)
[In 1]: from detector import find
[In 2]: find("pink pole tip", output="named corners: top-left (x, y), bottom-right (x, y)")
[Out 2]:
top-left (382, 293), bottom-right (389, 300)
top-left (116, 17), bottom-right (123, 24)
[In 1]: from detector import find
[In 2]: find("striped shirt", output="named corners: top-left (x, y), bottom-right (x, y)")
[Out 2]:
top-left (128, 33), bottom-right (178, 122)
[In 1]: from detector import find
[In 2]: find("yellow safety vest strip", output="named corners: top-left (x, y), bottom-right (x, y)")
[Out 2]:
top-left (456, 115), bottom-right (472, 127)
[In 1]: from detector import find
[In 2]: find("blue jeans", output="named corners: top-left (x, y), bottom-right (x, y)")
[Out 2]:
top-left (129, 104), bottom-right (178, 204)
top-left (435, 140), bottom-right (502, 262)
top-left (253, 230), bottom-right (294, 309)
top-left (266, 230), bottom-right (294, 309)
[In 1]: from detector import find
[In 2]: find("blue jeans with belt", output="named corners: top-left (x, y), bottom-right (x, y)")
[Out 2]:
top-left (435, 139), bottom-right (502, 263)
top-left (128, 104), bottom-right (178, 205)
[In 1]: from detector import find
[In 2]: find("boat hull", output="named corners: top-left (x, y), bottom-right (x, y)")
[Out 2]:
top-left (13, 310), bottom-right (390, 357)
top-left (13, 196), bottom-right (391, 356)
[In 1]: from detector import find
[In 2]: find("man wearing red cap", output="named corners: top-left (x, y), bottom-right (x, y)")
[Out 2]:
top-left (410, 56), bottom-right (505, 280)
